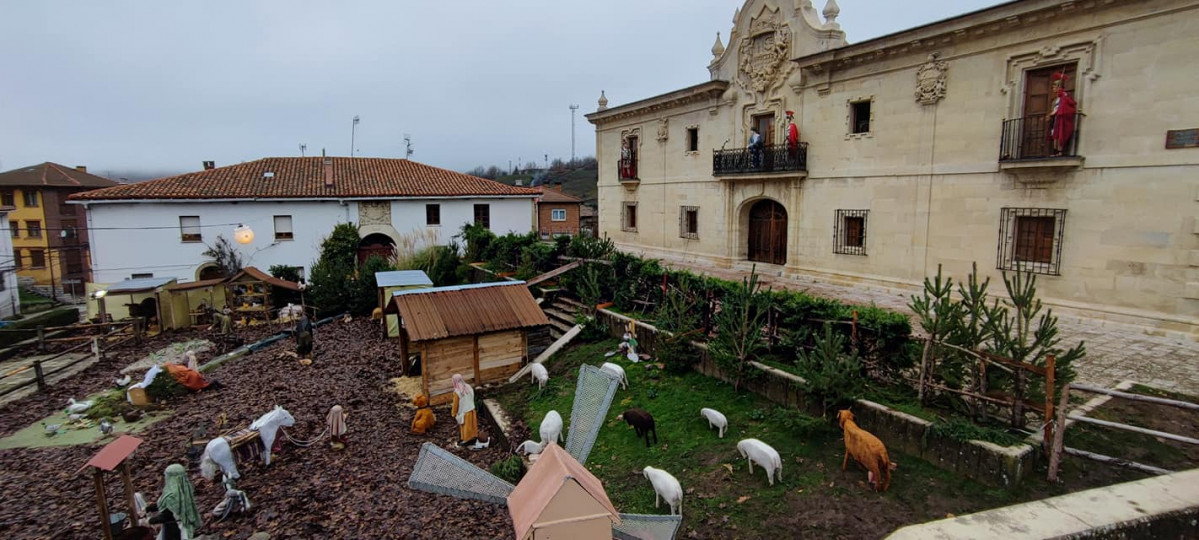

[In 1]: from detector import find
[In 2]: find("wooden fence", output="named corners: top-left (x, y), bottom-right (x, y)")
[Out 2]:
top-left (0, 320), bottom-right (140, 397)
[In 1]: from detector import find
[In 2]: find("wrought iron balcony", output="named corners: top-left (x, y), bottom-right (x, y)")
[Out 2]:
top-left (713, 143), bottom-right (808, 176)
top-left (618, 157), bottom-right (638, 181)
top-left (999, 113), bottom-right (1083, 162)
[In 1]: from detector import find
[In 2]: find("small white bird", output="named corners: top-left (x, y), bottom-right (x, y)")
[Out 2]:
top-left (66, 398), bottom-right (94, 414)
top-left (42, 422), bottom-right (62, 436)
top-left (113, 375), bottom-right (132, 387)
top-left (99, 418), bottom-right (114, 436)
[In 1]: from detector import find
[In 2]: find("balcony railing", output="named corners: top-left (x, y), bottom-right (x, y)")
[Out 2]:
top-left (713, 143), bottom-right (808, 176)
top-left (618, 157), bottom-right (638, 181)
top-left (999, 113), bottom-right (1083, 161)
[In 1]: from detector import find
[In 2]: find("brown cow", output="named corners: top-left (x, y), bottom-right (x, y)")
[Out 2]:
top-left (838, 409), bottom-right (892, 492)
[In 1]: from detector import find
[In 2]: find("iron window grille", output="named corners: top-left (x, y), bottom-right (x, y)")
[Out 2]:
top-left (622, 202), bottom-right (638, 232)
top-left (679, 206), bottom-right (699, 239)
top-left (997, 207), bottom-right (1066, 276)
top-left (833, 210), bottom-right (868, 255)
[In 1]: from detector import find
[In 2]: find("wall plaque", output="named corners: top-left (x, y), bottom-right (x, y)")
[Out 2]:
top-left (1166, 128), bottom-right (1199, 149)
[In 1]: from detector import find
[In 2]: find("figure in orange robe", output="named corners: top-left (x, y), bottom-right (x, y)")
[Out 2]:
top-left (164, 363), bottom-right (211, 391)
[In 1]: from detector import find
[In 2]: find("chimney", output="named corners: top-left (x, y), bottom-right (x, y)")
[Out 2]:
top-left (75, 165), bottom-right (87, 173)
top-left (553, 182), bottom-right (564, 192)
top-left (202, 161), bottom-right (215, 170)
top-left (323, 157), bottom-right (334, 188)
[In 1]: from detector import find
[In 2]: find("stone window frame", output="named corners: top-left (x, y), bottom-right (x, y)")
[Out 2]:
top-left (997, 207), bottom-right (1067, 276)
top-left (1001, 37), bottom-right (1103, 120)
top-left (845, 95), bottom-right (875, 140)
top-left (684, 124), bottom-right (700, 156)
top-left (622, 202), bottom-right (638, 233)
top-left (679, 206), bottom-right (699, 240)
top-left (833, 209), bottom-right (868, 256)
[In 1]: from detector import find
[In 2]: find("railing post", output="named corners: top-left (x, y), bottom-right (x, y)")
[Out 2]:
top-left (37, 325), bottom-right (46, 353)
top-left (33, 360), bottom-right (46, 392)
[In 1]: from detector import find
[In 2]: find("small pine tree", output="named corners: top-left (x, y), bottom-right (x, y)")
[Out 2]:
top-left (710, 268), bottom-right (769, 391)
top-left (795, 324), bottom-right (863, 418)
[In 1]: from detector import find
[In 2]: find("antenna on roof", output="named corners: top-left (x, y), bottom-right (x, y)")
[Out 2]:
top-left (299, 143), bottom-right (307, 157)
top-left (404, 134), bottom-right (414, 159)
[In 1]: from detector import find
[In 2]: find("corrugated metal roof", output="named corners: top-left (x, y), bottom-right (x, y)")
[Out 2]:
top-left (389, 281), bottom-right (548, 342)
top-left (229, 266), bottom-right (301, 291)
top-left (376, 270), bottom-right (433, 288)
top-left (165, 277), bottom-right (226, 291)
top-left (105, 277), bottom-right (177, 294)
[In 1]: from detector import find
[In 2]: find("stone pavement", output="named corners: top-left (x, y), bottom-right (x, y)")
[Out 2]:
top-left (660, 260), bottom-right (1199, 397)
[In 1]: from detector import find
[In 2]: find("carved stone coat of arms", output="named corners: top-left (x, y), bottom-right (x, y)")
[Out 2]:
top-left (738, 15), bottom-right (791, 95)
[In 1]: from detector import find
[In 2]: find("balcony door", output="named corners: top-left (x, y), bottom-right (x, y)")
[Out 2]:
top-left (752, 114), bottom-right (775, 145)
top-left (747, 199), bottom-right (787, 266)
top-left (1020, 63), bottom-right (1076, 158)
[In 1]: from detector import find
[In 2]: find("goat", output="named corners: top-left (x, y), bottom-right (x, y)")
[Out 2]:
top-left (838, 409), bottom-right (892, 492)
top-left (700, 408), bottom-right (728, 438)
top-left (530, 363), bottom-right (549, 390)
top-left (599, 362), bottom-right (628, 389)
top-left (641, 466), bottom-right (682, 516)
top-left (540, 410), bottom-right (564, 445)
top-left (617, 408), bottom-right (657, 447)
top-left (736, 438), bottom-right (782, 486)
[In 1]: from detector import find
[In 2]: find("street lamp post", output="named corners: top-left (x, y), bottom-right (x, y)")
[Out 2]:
top-left (569, 104), bottom-right (579, 163)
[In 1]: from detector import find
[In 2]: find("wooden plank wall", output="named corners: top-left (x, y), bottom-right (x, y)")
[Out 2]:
top-left (478, 330), bottom-right (524, 383)
top-left (424, 335), bottom-right (476, 405)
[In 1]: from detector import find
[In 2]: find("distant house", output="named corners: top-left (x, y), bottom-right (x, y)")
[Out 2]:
top-left (579, 204), bottom-right (597, 238)
top-left (0, 163), bottom-right (118, 297)
top-left (0, 206), bottom-right (21, 318)
top-left (535, 184), bottom-right (582, 239)
top-left (68, 157), bottom-right (541, 285)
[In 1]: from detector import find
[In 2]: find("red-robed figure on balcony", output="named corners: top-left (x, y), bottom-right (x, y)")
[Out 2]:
top-left (1047, 71), bottom-right (1077, 157)
top-left (785, 110), bottom-right (800, 161)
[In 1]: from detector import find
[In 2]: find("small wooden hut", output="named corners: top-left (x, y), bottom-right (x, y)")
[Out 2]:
top-left (225, 266), bottom-right (301, 324)
top-left (93, 277), bottom-right (178, 328)
top-left (375, 270), bottom-right (433, 338)
top-left (163, 278), bottom-right (228, 330)
top-left (507, 442), bottom-right (621, 540)
top-left (386, 281), bottom-right (548, 404)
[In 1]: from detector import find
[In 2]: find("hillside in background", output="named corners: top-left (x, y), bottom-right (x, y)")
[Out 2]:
top-left (496, 166), bottom-right (598, 208)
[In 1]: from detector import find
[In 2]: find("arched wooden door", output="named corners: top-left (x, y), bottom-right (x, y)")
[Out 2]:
top-left (748, 200), bottom-right (787, 266)
top-left (358, 233), bottom-right (396, 264)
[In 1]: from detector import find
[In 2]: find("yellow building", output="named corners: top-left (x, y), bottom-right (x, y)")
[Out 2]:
top-left (0, 163), bottom-right (118, 297)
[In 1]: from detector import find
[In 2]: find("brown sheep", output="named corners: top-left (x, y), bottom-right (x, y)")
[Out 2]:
top-left (838, 409), bottom-right (892, 492)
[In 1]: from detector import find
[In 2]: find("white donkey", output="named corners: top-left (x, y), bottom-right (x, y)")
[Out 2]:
top-left (201, 406), bottom-right (295, 482)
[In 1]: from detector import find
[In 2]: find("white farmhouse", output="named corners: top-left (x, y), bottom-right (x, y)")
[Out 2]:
top-left (69, 157), bottom-right (540, 285)
top-left (0, 206), bottom-right (21, 319)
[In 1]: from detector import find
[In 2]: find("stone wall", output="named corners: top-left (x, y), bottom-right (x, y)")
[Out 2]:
top-left (596, 308), bottom-right (1037, 487)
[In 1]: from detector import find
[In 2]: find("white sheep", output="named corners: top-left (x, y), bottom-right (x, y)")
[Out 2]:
top-left (530, 363), bottom-right (549, 390)
top-left (599, 362), bottom-right (628, 389)
top-left (540, 410), bottom-right (564, 445)
top-left (641, 466), bottom-right (682, 516)
top-left (515, 440), bottom-right (546, 456)
top-left (736, 438), bottom-right (782, 486)
top-left (700, 408), bottom-right (728, 438)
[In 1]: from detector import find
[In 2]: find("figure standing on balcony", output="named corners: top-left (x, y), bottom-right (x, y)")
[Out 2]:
top-left (785, 110), bottom-right (800, 164)
top-left (1047, 71), bottom-right (1077, 157)
top-left (619, 139), bottom-right (633, 179)
top-left (749, 126), bottom-right (763, 168)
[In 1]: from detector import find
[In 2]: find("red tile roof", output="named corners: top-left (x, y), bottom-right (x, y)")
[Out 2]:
top-left (0, 162), bottom-right (118, 189)
top-left (70, 157), bottom-right (542, 201)
top-left (229, 266), bottom-right (302, 291)
top-left (536, 186), bottom-right (582, 204)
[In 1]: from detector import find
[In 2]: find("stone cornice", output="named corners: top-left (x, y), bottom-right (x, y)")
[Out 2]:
top-left (795, 0), bottom-right (1119, 73)
top-left (586, 81), bottom-right (729, 125)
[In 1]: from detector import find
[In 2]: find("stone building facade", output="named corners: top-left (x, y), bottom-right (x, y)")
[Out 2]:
top-left (588, 0), bottom-right (1199, 336)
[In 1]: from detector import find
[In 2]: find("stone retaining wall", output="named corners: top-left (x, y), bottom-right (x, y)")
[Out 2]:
top-left (594, 308), bottom-right (1037, 487)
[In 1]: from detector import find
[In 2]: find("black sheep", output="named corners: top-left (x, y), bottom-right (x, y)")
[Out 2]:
top-left (618, 408), bottom-right (658, 447)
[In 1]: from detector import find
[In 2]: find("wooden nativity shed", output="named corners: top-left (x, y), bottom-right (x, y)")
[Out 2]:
top-left (387, 281), bottom-right (548, 405)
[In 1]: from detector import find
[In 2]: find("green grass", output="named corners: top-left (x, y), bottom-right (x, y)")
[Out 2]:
top-left (19, 288), bottom-right (53, 306)
top-left (493, 338), bottom-right (1049, 537)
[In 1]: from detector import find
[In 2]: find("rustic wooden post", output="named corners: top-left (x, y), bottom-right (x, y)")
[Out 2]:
top-left (1047, 383), bottom-right (1071, 483)
top-left (120, 461), bottom-right (139, 525)
top-left (94, 469), bottom-right (114, 540)
top-left (133, 319), bottom-right (143, 345)
top-left (37, 325), bottom-right (46, 353)
top-left (850, 310), bottom-right (859, 354)
top-left (1043, 354), bottom-right (1057, 450)
top-left (917, 338), bottom-right (932, 403)
top-left (33, 360), bottom-right (46, 392)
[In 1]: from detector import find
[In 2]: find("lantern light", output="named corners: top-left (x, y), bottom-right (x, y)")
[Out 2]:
top-left (234, 224), bottom-right (254, 245)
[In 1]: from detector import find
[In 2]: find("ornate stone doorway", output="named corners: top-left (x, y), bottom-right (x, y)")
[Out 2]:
top-left (358, 233), bottom-right (396, 264)
top-left (747, 199), bottom-right (787, 266)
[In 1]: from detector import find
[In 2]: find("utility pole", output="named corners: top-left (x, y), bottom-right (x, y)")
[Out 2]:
top-left (569, 104), bottom-right (579, 163)
top-left (351, 116), bottom-right (360, 157)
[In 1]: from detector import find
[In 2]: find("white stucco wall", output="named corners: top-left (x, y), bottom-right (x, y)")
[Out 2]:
top-left (80, 197), bottom-right (535, 285)
top-left (0, 213), bottom-right (20, 318)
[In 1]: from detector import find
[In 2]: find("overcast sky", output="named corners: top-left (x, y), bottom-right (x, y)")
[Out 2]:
top-left (0, 0), bottom-right (997, 178)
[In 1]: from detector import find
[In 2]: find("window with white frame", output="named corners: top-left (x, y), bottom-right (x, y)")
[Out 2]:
top-left (274, 215), bottom-right (294, 240)
top-left (179, 216), bottom-right (201, 242)
top-left (551, 208), bottom-right (566, 222)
